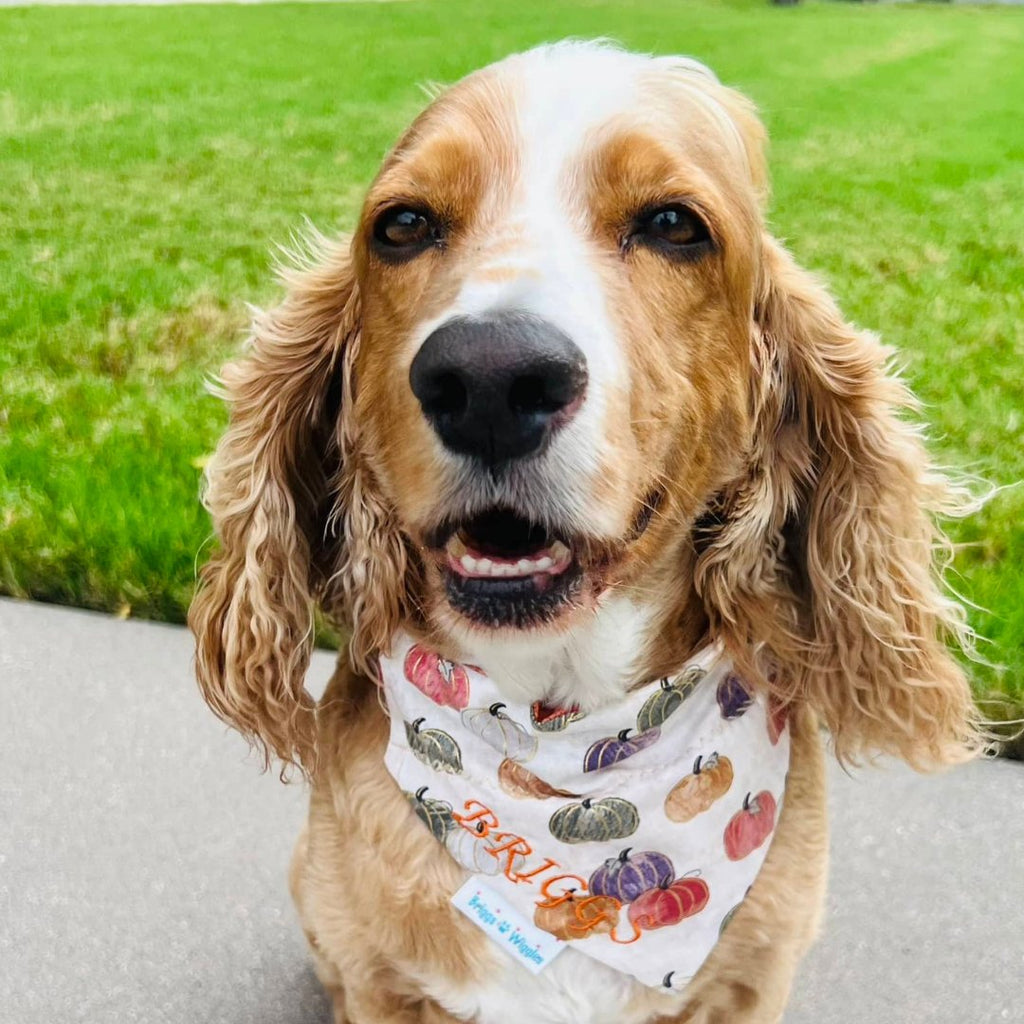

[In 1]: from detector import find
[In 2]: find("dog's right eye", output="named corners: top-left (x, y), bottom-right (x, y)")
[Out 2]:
top-left (628, 203), bottom-right (714, 262)
top-left (372, 206), bottom-right (441, 258)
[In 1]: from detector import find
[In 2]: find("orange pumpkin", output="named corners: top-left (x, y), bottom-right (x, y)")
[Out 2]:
top-left (497, 758), bottom-right (578, 800)
top-left (664, 752), bottom-right (734, 823)
top-left (533, 892), bottom-right (620, 941)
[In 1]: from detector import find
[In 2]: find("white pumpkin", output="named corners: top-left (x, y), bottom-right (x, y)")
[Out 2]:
top-left (461, 702), bottom-right (538, 761)
top-left (444, 823), bottom-right (527, 877)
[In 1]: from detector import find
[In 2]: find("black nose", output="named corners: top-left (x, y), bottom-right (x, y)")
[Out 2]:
top-left (409, 312), bottom-right (588, 465)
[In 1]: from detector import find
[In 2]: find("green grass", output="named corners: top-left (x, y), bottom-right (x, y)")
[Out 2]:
top-left (2, 0), bottom-right (1022, 718)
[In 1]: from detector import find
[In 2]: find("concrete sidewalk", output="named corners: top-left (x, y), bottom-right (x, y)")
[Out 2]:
top-left (1, 597), bottom-right (1021, 1023)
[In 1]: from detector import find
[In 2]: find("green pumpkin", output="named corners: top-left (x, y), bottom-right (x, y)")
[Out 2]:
top-left (406, 786), bottom-right (455, 841)
top-left (405, 718), bottom-right (463, 774)
top-left (719, 901), bottom-right (742, 937)
top-left (719, 884), bottom-right (751, 937)
top-left (548, 796), bottom-right (640, 844)
top-left (635, 666), bottom-right (705, 733)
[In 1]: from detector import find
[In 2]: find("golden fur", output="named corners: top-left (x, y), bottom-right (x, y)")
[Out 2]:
top-left (190, 43), bottom-right (981, 1022)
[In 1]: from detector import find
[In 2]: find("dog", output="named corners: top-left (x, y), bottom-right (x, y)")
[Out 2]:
top-left (189, 41), bottom-right (981, 1024)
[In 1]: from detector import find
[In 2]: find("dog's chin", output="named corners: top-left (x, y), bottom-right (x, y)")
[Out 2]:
top-left (444, 564), bottom-right (586, 631)
top-left (423, 507), bottom-right (613, 632)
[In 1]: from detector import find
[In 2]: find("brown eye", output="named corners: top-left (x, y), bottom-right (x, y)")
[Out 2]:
top-left (372, 206), bottom-right (441, 258)
top-left (632, 204), bottom-right (713, 260)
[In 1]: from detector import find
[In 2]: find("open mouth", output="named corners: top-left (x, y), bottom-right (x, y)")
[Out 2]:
top-left (434, 508), bottom-right (583, 628)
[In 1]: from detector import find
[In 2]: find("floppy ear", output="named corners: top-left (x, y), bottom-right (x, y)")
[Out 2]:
top-left (697, 235), bottom-right (983, 768)
top-left (188, 234), bottom-right (408, 775)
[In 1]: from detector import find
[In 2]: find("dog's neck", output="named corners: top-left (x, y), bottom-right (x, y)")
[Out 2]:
top-left (447, 593), bottom-right (654, 711)
top-left (442, 554), bottom-right (709, 712)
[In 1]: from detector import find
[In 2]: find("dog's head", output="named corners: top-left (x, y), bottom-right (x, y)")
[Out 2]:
top-left (189, 43), bottom-right (980, 774)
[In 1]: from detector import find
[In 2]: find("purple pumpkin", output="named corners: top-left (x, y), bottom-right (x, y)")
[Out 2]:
top-left (583, 728), bottom-right (661, 773)
top-left (717, 674), bottom-right (752, 720)
top-left (588, 847), bottom-right (675, 904)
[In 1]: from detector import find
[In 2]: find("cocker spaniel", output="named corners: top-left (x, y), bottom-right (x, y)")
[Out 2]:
top-left (190, 42), bottom-right (981, 1024)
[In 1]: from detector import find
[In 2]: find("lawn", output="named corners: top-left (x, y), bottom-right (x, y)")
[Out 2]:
top-left (1, 0), bottom-right (1022, 717)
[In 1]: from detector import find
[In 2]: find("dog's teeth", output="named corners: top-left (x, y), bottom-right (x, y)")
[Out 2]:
top-left (448, 537), bottom-right (574, 579)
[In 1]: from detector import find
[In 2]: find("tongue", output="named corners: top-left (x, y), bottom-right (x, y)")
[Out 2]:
top-left (461, 509), bottom-right (550, 558)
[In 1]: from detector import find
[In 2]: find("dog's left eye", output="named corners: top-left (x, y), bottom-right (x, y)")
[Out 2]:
top-left (631, 204), bottom-right (713, 259)
top-left (372, 206), bottom-right (441, 256)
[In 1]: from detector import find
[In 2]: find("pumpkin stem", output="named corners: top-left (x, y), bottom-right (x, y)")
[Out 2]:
top-left (415, 786), bottom-right (428, 801)
top-left (743, 792), bottom-right (751, 811)
top-left (617, 729), bottom-right (631, 742)
top-left (663, 972), bottom-right (675, 989)
top-left (660, 678), bottom-right (672, 691)
top-left (619, 847), bottom-right (632, 863)
top-left (693, 755), bottom-right (702, 774)
top-left (581, 798), bottom-right (592, 809)
top-left (489, 702), bottom-right (506, 716)
top-left (412, 718), bottom-right (425, 733)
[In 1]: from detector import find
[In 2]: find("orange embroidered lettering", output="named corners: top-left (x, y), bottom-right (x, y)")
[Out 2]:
top-left (486, 833), bottom-right (534, 880)
top-left (452, 800), bottom-right (499, 837)
top-left (512, 857), bottom-right (560, 884)
top-left (567, 895), bottom-right (622, 938)
top-left (609, 915), bottom-right (643, 945)
top-left (538, 873), bottom-right (589, 906)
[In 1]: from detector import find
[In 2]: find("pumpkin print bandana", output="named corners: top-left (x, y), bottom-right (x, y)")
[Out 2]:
top-left (380, 631), bottom-right (790, 991)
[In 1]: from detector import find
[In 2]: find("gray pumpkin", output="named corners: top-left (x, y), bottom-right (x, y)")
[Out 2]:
top-left (405, 718), bottom-right (463, 774)
top-left (548, 796), bottom-right (640, 844)
top-left (406, 786), bottom-right (455, 841)
top-left (636, 666), bottom-right (705, 733)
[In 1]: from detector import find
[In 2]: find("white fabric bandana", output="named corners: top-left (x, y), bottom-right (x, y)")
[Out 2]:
top-left (380, 631), bottom-right (790, 992)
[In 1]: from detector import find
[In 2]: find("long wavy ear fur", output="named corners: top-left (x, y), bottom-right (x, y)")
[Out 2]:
top-left (696, 236), bottom-right (983, 768)
top-left (189, 235), bottom-right (363, 775)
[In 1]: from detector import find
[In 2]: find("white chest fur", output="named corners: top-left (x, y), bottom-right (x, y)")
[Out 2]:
top-left (422, 946), bottom-right (684, 1024)
top-left (447, 592), bottom-right (657, 711)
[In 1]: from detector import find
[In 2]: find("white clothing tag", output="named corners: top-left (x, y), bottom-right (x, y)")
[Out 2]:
top-left (451, 876), bottom-right (566, 974)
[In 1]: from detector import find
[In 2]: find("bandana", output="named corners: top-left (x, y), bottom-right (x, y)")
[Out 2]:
top-left (380, 631), bottom-right (790, 992)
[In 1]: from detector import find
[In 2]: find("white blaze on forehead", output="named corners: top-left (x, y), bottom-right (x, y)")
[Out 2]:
top-left (434, 46), bottom-right (656, 536)
top-left (454, 43), bottom-right (647, 367)
top-left (446, 42), bottom-right (736, 357)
